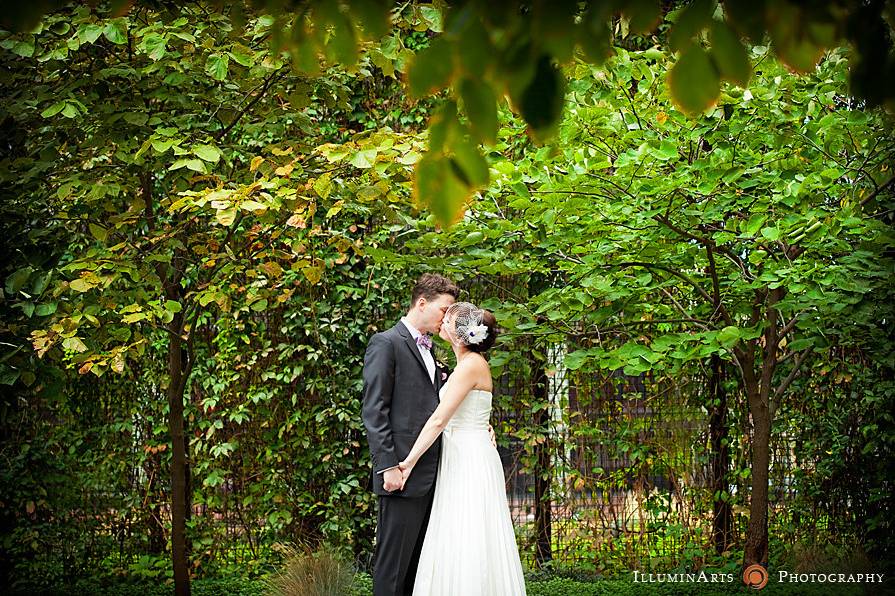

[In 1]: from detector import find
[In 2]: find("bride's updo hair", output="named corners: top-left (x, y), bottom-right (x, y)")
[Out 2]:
top-left (445, 302), bottom-right (498, 353)
top-left (467, 310), bottom-right (498, 354)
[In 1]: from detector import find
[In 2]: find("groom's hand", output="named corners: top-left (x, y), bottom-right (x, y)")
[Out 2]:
top-left (382, 468), bottom-right (403, 492)
top-left (488, 424), bottom-right (497, 448)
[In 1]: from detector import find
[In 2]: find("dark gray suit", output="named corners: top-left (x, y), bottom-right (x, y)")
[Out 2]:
top-left (362, 321), bottom-right (446, 596)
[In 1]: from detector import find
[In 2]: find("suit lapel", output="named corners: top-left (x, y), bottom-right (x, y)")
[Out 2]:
top-left (396, 322), bottom-right (431, 382)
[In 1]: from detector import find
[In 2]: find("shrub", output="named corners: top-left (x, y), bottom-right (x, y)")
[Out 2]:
top-left (265, 545), bottom-right (355, 596)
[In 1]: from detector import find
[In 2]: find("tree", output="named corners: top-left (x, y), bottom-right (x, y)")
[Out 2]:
top-left (0, 4), bottom-right (419, 593)
top-left (360, 46), bottom-right (894, 570)
top-left (5, 1), bottom-right (893, 226)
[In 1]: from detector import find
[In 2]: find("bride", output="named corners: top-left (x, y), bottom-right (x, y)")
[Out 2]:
top-left (398, 302), bottom-right (526, 595)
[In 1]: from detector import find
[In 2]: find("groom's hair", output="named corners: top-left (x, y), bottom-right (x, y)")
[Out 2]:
top-left (410, 274), bottom-right (460, 306)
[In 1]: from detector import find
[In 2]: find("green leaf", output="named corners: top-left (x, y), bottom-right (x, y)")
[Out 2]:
top-left (78, 24), bottom-right (104, 45)
top-left (103, 18), bottom-right (128, 45)
top-left (564, 349), bottom-right (592, 370)
top-left (5, 268), bottom-right (32, 295)
top-left (40, 102), bottom-right (66, 118)
top-left (61, 103), bottom-right (80, 118)
top-left (348, 0), bottom-right (391, 39)
top-left (350, 149), bottom-right (377, 169)
top-left (669, 0), bottom-right (715, 52)
top-left (768, 4), bottom-right (825, 73)
top-left (407, 37), bottom-right (453, 99)
top-left (228, 43), bottom-right (255, 67)
top-left (450, 138), bottom-right (489, 188)
top-left (514, 54), bottom-right (565, 141)
top-left (761, 227), bottom-right (780, 241)
top-left (193, 144), bottom-right (222, 163)
top-left (12, 41), bottom-right (34, 57)
top-left (164, 300), bottom-right (182, 313)
top-left (170, 159), bottom-right (207, 173)
top-left (0, 367), bottom-right (20, 386)
top-left (89, 223), bottom-right (107, 241)
top-left (788, 338), bottom-right (815, 351)
top-left (744, 214), bottom-right (766, 236)
top-left (142, 33), bottom-right (167, 61)
top-left (151, 138), bottom-right (175, 153)
top-left (35, 303), bottom-right (57, 317)
top-left (206, 53), bottom-right (229, 81)
top-left (419, 6), bottom-right (443, 32)
top-left (415, 152), bottom-right (468, 227)
top-left (625, 0), bottom-right (661, 34)
top-left (327, 13), bottom-right (358, 66)
top-left (655, 139), bottom-right (679, 160)
top-left (716, 326), bottom-right (741, 347)
top-left (460, 78), bottom-right (498, 145)
top-left (710, 20), bottom-right (751, 87)
top-left (668, 46), bottom-right (720, 115)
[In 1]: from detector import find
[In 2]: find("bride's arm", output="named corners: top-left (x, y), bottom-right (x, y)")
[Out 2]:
top-left (398, 360), bottom-right (478, 476)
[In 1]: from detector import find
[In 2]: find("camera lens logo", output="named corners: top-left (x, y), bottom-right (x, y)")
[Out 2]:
top-left (743, 564), bottom-right (769, 589)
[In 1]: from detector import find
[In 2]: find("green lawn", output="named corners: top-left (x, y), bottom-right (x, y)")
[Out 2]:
top-left (30, 572), bottom-right (891, 596)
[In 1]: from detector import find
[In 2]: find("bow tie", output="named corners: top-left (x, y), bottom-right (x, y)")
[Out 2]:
top-left (415, 334), bottom-right (432, 350)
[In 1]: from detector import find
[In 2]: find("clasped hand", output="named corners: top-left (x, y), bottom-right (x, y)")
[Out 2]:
top-left (385, 425), bottom-right (497, 492)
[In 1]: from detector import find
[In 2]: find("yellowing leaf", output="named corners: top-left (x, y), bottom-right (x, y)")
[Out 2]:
top-left (69, 278), bottom-right (95, 293)
top-left (302, 265), bottom-right (324, 285)
top-left (250, 156), bottom-right (264, 171)
top-left (62, 336), bottom-right (88, 352)
top-left (240, 200), bottom-right (267, 213)
top-left (286, 214), bottom-right (307, 228)
top-left (274, 163), bottom-right (294, 176)
top-left (313, 175), bottom-right (333, 199)
top-left (668, 46), bottom-right (720, 116)
top-left (260, 261), bottom-right (283, 278)
top-left (215, 207), bottom-right (237, 226)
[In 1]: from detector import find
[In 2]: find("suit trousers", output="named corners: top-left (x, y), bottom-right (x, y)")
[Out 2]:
top-left (373, 484), bottom-right (436, 596)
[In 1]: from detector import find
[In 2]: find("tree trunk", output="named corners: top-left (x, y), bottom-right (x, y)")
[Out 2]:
top-left (708, 354), bottom-right (733, 554)
top-left (532, 359), bottom-right (552, 566)
top-left (744, 383), bottom-right (770, 567)
top-left (167, 312), bottom-right (191, 596)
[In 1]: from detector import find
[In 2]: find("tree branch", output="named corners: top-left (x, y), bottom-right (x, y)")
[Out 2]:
top-left (215, 67), bottom-right (289, 141)
top-left (771, 349), bottom-right (812, 411)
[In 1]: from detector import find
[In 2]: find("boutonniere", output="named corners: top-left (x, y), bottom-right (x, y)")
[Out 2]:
top-left (440, 371), bottom-right (448, 381)
top-left (435, 359), bottom-right (446, 369)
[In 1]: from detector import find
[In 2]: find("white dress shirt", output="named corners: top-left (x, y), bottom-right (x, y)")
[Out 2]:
top-left (401, 317), bottom-right (436, 384)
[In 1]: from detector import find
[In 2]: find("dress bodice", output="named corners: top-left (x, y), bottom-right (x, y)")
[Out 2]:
top-left (440, 385), bottom-right (492, 431)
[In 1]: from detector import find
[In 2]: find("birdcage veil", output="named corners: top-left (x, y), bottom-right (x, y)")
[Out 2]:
top-left (444, 302), bottom-right (489, 346)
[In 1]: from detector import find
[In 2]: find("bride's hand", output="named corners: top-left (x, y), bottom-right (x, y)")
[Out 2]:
top-left (398, 460), bottom-right (414, 490)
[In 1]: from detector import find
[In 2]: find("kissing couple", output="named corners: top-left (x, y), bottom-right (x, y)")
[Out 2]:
top-left (362, 274), bottom-right (526, 596)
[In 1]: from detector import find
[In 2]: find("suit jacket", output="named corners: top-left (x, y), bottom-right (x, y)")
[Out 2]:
top-left (362, 321), bottom-right (447, 497)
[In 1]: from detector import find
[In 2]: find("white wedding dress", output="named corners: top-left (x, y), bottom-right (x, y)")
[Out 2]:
top-left (413, 387), bottom-right (527, 595)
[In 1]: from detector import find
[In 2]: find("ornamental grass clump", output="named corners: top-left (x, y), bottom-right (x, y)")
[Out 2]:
top-left (266, 543), bottom-right (355, 596)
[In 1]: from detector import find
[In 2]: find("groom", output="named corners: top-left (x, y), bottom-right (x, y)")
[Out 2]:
top-left (362, 273), bottom-right (460, 596)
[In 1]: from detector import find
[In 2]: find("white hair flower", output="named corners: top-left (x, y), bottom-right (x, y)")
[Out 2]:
top-left (445, 302), bottom-right (491, 347)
